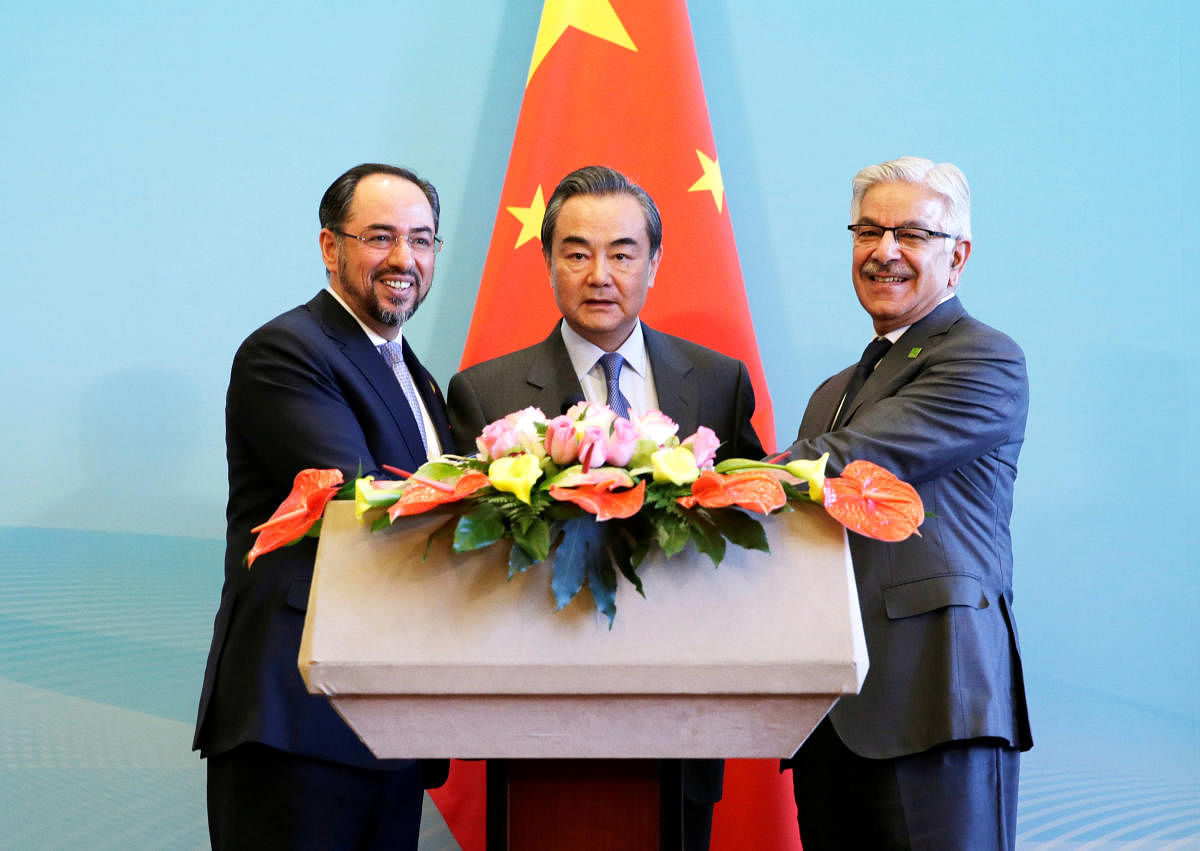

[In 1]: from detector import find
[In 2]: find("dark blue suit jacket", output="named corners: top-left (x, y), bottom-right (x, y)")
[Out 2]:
top-left (194, 290), bottom-right (453, 775)
top-left (787, 298), bottom-right (1032, 759)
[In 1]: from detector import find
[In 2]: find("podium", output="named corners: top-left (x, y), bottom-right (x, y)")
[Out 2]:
top-left (300, 499), bottom-right (867, 848)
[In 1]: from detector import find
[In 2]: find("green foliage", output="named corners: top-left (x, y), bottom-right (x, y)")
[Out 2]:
top-left (453, 503), bottom-right (506, 552)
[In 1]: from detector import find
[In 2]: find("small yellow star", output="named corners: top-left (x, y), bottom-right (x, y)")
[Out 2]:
top-left (527, 0), bottom-right (637, 86)
top-left (506, 185), bottom-right (547, 249)
top-left (687, 150), bottom-right (725, 213)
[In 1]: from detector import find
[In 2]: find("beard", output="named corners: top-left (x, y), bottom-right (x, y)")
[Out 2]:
top-left (338, 250), bottom-right (429, 327)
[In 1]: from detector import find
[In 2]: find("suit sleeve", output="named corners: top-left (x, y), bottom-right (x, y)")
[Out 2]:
top-left (227, 324), bottom-right (383, 483)
top-left (445, 371), bottom-right (489, 456)
top-left (787, 330), bottom-right (1028, 484)
top-left (727, 359), bottom-right (765, 461)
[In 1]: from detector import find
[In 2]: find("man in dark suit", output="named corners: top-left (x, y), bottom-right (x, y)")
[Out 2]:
top-left (194, 164), bottom-right (453, 850)
top-left (447, 165), bottom-right (763, 851)
top-left (783, 157), bottom-right (1032, 849)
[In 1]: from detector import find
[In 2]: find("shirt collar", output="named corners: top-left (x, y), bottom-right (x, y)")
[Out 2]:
top-left (877, 292), bottom-right (956, 343)
top-left (325, 285), bottom-right (401, 348)
top-left (559, 319), bottom-right (648, 381)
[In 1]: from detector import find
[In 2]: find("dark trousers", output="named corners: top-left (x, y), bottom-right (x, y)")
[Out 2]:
top-left (788, 718), bottom-right (1020, 850)
top-left (207, 743), bottom-right (425, 850)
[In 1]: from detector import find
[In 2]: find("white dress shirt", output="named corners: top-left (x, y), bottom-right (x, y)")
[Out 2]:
top-left (559, 319), bottom-right (660, 416)
top-left (325, 286), bottom-right (442, 459)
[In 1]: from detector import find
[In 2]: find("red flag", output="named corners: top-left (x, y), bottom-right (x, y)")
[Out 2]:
top-left (434, 1), bottom-right (794, 848)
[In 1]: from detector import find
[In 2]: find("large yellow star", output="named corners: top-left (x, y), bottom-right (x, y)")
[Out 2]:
top-left (527, 0), bottom-right (637, 86)
top-left (687, 150), bottom-right (725, 213)
top-left (506, 185), bottom-right (547, 249)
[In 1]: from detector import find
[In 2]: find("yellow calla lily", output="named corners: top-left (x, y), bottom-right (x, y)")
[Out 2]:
top-left (651, 445), bottom-right (700, 485)
top-left (354, 475), bottom-right (404, 519)
top-left (786, 452), bottom-right (829, 502)
top-left (488, 454), bottom-right (543, 504)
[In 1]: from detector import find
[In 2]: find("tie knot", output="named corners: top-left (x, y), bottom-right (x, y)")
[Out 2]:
top-left (599, 352), bottom-right (624, 383)
top-left (379, 341), bottom-right (404, 368)
top-left (858, 337), bottom-right (892, 371)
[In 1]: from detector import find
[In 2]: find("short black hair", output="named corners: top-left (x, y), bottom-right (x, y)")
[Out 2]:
top-left (318, 163), bottom-right (440, 232)
top-left (540, 165), bottom-right (662, 258)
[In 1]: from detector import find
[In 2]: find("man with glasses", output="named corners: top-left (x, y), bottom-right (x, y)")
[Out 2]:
top-left (782, 157), bottom-right (1031, 849)
top-left (195, 164), bottom-right (452, 850)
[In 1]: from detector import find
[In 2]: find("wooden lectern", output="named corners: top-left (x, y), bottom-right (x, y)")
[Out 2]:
top-left (300, 500), bottom-right (867, 850)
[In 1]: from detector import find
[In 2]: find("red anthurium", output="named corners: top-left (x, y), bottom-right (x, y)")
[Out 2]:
top-left (550, 479), bottom-right (645, 521)
top-left (248, 468), bottom-right (344, 566)
top-left (387, 470), bottom-right (491, 519)
top-left (822, 460), bottom-right (924, 542)
top-left (677, 470), bottom-right (787, 514)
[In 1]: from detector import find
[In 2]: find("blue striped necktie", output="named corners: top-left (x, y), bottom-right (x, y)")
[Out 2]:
top-left (599, 352), bottom-right (631, 419)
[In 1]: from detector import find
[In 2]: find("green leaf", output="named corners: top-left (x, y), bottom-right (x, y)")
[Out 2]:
top-left (654, 512), bottom-right (691, 557)
top-left (415, 460), bottom-right (471, 481)
top-left (370, 512), bottom-right (392, 532)
top-left (549, 513), bottom-right (597, 607)
top-left (682, 510), bottom-right (727, 567)
top-left (586, 553), bottom-right (618, 628)
top-left (511, 517), bottom-right (552, 563)
top-left (508, 542), bottom-right (535, 578)
top-left (453, 503), bottom-right (507, 552)
top-left (713, 458), bottom-right (782, 474)
top-left (710, 508), bottom-right (771, 554)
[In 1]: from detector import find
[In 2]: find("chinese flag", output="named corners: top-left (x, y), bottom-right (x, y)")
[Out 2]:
top-left (433, 1), bottom-right (797, 849)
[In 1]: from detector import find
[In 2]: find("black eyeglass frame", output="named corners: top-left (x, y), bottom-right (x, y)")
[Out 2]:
top-left (847, 224), bottom-right (955, 243)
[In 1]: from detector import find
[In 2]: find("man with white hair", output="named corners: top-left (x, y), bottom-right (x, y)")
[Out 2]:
top-left (782, 157), bottom-right (1032, 849)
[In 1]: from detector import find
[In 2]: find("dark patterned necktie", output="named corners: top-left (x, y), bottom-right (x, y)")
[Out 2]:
top-left (599, 352), bottom-right (631, 419)
top-left (833, 337), bottom-right (892, 429)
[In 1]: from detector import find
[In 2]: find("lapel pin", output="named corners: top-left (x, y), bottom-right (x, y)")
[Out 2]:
top-left (907, 347), bottom-right (922, 359)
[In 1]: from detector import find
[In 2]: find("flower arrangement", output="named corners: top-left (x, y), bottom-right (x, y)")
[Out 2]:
top-left (248, 403), bottom-right (923, 624)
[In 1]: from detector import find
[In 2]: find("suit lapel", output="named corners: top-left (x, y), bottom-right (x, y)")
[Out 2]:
top-left (308, 290), bottom-right (427, 464)
top-left (526, 328), bottom-right (590, 415)
top-left (840, 298), bottom-right (965, 426)
top-left (643, 325), bottom-right (699, 434)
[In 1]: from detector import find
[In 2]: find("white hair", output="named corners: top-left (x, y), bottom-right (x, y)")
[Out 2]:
top-left (850, 156), bottom-right (971, 241)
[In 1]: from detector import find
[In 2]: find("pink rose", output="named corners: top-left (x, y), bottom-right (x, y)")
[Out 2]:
top-left (544, 415), bottom-right (580, 465)
top-left (605, 418), bottom-right (638, 467)
top-left (578, 425), bottom-right (608, 472)
top-left (476, 418), bottom-right (519, 461)
top-left (566, 400), bottom-right (616, 433)
top-left (682, 426), bottom-right (721, 469)
top-left (634, 410), bottom-right (679, 446)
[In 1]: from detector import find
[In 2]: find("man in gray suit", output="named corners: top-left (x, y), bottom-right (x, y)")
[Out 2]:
top-left (783, 156), bottom-right (1032, 849)
top-left (447, 165), bottom-right (763, 850)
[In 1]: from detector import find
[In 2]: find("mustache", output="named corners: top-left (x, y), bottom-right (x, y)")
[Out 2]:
top-left (372, 264), bottom-right (420, 283)
top-left (861, 260), bottom-right (913, 277)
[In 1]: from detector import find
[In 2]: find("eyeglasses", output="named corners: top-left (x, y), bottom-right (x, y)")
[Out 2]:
top-left (847, 224), bottom-right (954, 249)
top-left (332, 228), bottom-right (444, 257)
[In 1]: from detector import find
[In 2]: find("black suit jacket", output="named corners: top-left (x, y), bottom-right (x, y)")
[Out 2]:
top-left (446, 323), bottom-right (763, 463)
top-left (787, 298), bottom-right (1032, 760)
top-left (446, 322), bottom-right (764, 805)
top-left (194, 290), bottom-right (452, 777)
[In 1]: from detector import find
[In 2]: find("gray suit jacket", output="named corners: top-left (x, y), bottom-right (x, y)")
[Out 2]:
top-left (787, 297), bottom-right (1032, 759)
top-left (446, 323), bottom-right (763, 463)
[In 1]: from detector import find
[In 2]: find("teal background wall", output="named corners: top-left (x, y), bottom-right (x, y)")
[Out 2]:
top-left (2, 1), bottom-right (1195, 846)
